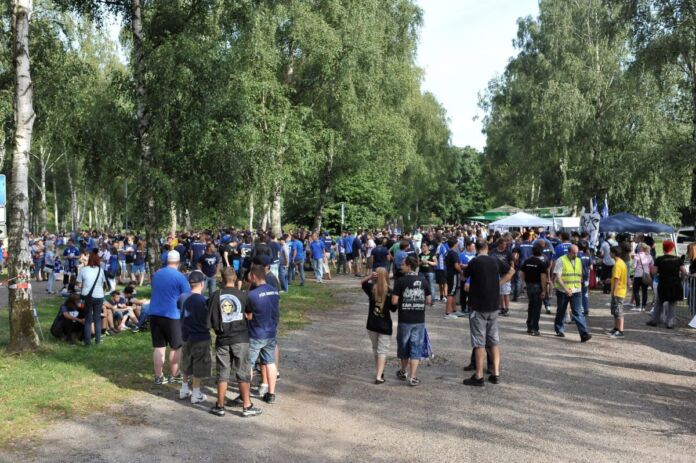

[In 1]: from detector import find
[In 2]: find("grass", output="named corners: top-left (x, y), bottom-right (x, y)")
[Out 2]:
top-left (0, 280), bottom-right (339, 447)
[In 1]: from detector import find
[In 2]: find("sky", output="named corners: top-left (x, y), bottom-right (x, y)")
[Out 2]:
top-left (415, 0), bottom-right (539, 150)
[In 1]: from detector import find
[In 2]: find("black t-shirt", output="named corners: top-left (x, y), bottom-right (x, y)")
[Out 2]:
top-left (251, 243), bottom-right (273, 266)
top-left (210, 287), bottom-right (250, 346)
top-left (490, 247), bottom-right (514, 268)
top-left (521, 256), bottom-right (547, 285)
top-left (419, 253), bottom-right (434, 273)
top-left (362, 281), bottom-right (393, 335)
top-left (654, 254), bottom-right (682, 286)
top-left (445, 249), bottom-right (460, 277)
top-left (198, 253), bottom-right (219, 277)
top-left (463, 254), bottom-right (510, 312)
top-left (181, 293), bottom-right (211, 342)
top-left (392, 272), bottom-right (431, 324)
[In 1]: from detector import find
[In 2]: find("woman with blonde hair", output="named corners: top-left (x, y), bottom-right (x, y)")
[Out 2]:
top-left (361, 267), bottom-right (395, 384)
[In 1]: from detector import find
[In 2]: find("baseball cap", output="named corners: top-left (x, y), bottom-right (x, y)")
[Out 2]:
top-left (188, 270), bottom-right (206, 284)
top-left (167, 249), bottom-right (181, 262)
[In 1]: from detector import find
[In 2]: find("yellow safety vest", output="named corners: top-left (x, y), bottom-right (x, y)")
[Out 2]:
top-left (555, 255), bottom-right (582, 291)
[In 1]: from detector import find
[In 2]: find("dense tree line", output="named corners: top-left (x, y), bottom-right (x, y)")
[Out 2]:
top-left (482, 0), bottom-right (696, 226)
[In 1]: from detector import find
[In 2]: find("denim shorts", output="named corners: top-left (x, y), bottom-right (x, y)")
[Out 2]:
top-left (396, 323), bottom-right (425, 359)
top-left (132, 263), bottom-right (145, 274)
top-left (248, 337), bottom-right (277, 365)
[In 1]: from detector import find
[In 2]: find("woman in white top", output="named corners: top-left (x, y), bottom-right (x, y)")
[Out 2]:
top-left (77, 251), bottom-right (107, 346)
top-left (632, 243), bottom-right (653, 311)
top-left (44, 243), bottom-right (57, 294)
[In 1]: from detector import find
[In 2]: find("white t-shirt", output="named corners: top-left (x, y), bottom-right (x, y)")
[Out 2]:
top-left (77, 266), bottom-right (107, 299)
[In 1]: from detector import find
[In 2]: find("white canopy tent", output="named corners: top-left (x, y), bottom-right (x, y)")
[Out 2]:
top-left (490, 212), bottom-right (553, 230)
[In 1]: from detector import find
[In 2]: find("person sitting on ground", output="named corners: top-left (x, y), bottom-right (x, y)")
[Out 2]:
top-left (209, 267), bottom-right (262, 417)
top-left (53, 293), bottom-right (85, 344)
top-left (103, 290), bottom-right (139, 332)
top-left (179, 270), bottom-right (212, 405)
top-left (362, 267), bottom-right (395, 384)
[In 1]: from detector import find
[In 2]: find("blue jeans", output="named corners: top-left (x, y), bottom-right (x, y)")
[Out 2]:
top-left (136, 303), bottom-right (150, 329)
top-left (289, 261), bottom-right (305, 285)
top-left (278, 265), bottom-right (289, 292)
top-left (554, 290), bottom-right (589, 336)
top-left (205, 276), bottom-right (217, 298)
top-left (425, 272), bottom-right (436, 300)
top-left (582, 282), bottom-right (589, 316)
top-left (47, 269), bottom-right (56, 293)
top-left (248, 337), bottom-right (277, 365)
top-left (83, 297), bottom-right (104, 345)
top-left (312, 258), bottom-right (323, 282)
top-left (396, 323), bottom-right (425, 359)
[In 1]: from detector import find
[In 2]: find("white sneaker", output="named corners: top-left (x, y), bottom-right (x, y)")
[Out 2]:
top-left (190, 393), bottom-right (207, 404)
top-left (444, 313), bottom-right (459, 320)
top-left (179, 388), bottom-right (191, 400)
top-left (257, 383), bottom-right (269, 397)
top-left (454, 311), bottom-right (468, 317)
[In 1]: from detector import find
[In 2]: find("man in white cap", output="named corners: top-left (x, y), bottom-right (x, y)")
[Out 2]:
top-left (148, 249), bottom-right (191, 385)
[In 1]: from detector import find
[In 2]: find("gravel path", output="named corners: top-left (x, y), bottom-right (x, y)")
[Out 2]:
top-left (2, 275), bottom-right (695, 463)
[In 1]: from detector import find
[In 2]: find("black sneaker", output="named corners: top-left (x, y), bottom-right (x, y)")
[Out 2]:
top-left (227, 395), bottom-right (244, 407)
top-left (209, 404), bottom-right (226, 417)
top-left (374, 377), bottom-right (385, 385)
top-left (154, 375), bottom-right (168, 385)
top-left (243, 404), bottom-right (263, 417)
top-left (555, 332), bottom-right (565, 338)
top-left (463, 375), bottom-right (485, 387)
top-left (488, 374), bottom-right (500, 384)
top-left (463, 363), bottom-right (475, 372)
top-left (526, 329), bottom-right (533, 335)
top-left (396, 369), bottom-right (407, 380)
top-left (263, 392), bottom-right (276, 404)
top-left (580, 333), bottom-right (592, 343)
top-left (532, 331), bottom-right (540, 336)
top-left (169, 373), bottom-right (183, 384)
top-left (609, 328), bottom-right (618, 335)
top-left (645, 321), bottom-right (657, 327)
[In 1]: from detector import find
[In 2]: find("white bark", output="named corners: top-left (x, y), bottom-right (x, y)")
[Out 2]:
top-left (169, 202), bottom-right (177, 236)
top-left (248, 192), bottom-right (255, 231)
top-left (66, 168), bottom-right (78, 231)
top-left (261, 201), bottom-right (269, 231)
top-left (7, 0), bottom-right (38, 352)
top-left (270, 181), bottom-right (282, 236)
top-left (185, 208), bottom-right (191, 231)
top-left (52, 178), bottom-right (59, 232)
top-left (102, 199), bottom-right (109, 230)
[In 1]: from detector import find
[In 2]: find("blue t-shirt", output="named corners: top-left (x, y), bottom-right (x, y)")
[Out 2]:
top-left (247, 284), bottom-right (280, 340)
top-left (191, 242), bottom-right (207, 263)
top-left (460, 251), bottom-right (475, 266)
top-left (553, 242), bottom-right (572, 261)
top-left (371, 246), bottom-right (390, 269)
top-left (292, 240), bottom-right (305, 262)
top-left (579, 252), bottom-right (592, 282)
top-left (310, 240), bottom-right (325, 260)
top-left (269, 241), bottom-right (282, 263)
top-left (134, 249), bottom-right (145, 265)
top-left (517, 240), bottom-right (534, 266)
top-left (149, 267), bottom-right (191, 319)
top-left (394, 250), bottom-right (407, 269)
top-left (63, 246), bottom-right (80, 271)
top-left (181, 293), bottom-right (211, 342)
top-left (108, 255), bottom-right (119, 275)
top-left (198, 253), bottom-right (219, 277)
top-left (436, 243), bottom-right (449, 271)
top-left (345, 236), bottom-right (355, 254)
top-left (322, 236), bottom-right (334, 251)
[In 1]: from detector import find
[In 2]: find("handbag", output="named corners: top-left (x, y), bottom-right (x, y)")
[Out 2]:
top-left (640, 257), bottom-right (652, 286)
top-left (421, 327), bottom-right (433, 359)
top-left (82, 267), bottom-right (102, 307)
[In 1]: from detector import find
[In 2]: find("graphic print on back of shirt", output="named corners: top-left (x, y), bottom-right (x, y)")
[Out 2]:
top-left (402, 279), bottom-right (425, 310)
top-left (219, 293), bottom-right (244, 323)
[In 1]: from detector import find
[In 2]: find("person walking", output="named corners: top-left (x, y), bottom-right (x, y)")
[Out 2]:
top-left (77, 250), bottom-right (107, 346)
top-left (647, 240), bottom-right (686, 329)
top-left (361, 268), bottom-right (394, 384)
top-left (553, 245), bottom-right (592, 343)
top-left (632, 243), bottom-right (653, 311)
top-left (309, 233), bottom-right (326, 283)
top-left (520, 244), bottom-right (547, 336)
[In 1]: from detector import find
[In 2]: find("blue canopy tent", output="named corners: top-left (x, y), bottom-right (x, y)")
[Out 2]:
top-left (598, 212), bottom-right (674, 234)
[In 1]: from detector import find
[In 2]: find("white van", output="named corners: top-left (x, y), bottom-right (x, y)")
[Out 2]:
top-left (676, 227), bottom-right (694, 257)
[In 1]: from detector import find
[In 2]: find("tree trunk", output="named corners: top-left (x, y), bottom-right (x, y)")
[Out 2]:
top-left (7, 0), bottom-right (38, 352)
top-left (93, 202), bottom-right (100, 230)
top-left (38, 147), bottom-right (47, 232)
top-left (169, 202), bottom-right (177, 236)
top-left (0, 130), bottom-right (5, 170)
top-left (691, 73), bottom-right (696, 232)
top-left (66, 168), bottom-right (78, 232)
top-left (261, 201), bottom-right (269, 231)
top-left (248, 192), bottom-right (254, 231)
top-left (184, 208), bottom-right (191, 231)
top-left (270, 180), bottom-right (282, 236)
top-left (314, 139), bottom-right (335, 232)
top-left (132, 0), bottom-right (160, 269)
top-left (52, 178), bottom-right (59, 232)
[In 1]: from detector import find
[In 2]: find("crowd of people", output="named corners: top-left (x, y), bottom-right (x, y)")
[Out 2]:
top-left (28, 223), bottom-right (696, 413)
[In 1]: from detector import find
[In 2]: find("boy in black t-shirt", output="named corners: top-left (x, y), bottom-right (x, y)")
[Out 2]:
top-left (391, 256), bottom-right (432, 387)
top-left (208, 268), bottom-right (262, 417)
top-left (444, 237), bottom-right (462, 319)
top-left (180, 271), bottom-right (212, 404)
top-left (520, 245), bottom-right (548, 335)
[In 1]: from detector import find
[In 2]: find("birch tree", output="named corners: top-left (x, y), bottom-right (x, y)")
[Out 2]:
top-left (7, 0), bottom-right (39, 352)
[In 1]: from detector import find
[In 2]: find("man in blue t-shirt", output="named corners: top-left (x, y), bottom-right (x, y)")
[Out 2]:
top-left (344, 232), bottom-right (355, 275)
top-left (148, 250), bottom-right (191, 385)
top-left (309, 233), bottom-right (326, 283)
top-left (247, 266), bottom-right (280, 404)
top-left (289, 234), bottom-right (305, 286)
top-left (179, 270), bottom-right (211, 404)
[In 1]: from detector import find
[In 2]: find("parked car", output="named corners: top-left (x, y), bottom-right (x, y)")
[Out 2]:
top-left (676, 227), bottom-right (694, 257)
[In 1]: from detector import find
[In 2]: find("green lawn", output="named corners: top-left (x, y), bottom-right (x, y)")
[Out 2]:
top-left (0, 281), bottom-right (339, 446)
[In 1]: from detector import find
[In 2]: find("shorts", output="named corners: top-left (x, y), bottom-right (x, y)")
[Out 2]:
top-left (469, 310), bottom-right (500, 348)
top-left (499, 281), bottom-right (512, 295)
top-left (435, 270), bottom-right (447, 285)
top-left (346, 253), bottom-right (354, 262)
top-left (248, 337), bottom-right (277, 365)
top-left (132, 263), bottom-right (145, 274)
top-left (367, 330), bottom-right (391, 357)
top-left (396, 323), bottom-right (425, 359)
top-left (610, 296), bottom-right (624, 319)
top-left (181, 339), bottom-right (211, 378)
top-left (216, 342), bottom-right (251, 382)
top-left (447, 274), bottom-right (458, 296)
top-left (113, 310), bottom-right (124, 321)
top-left (150, 316), bottom-right (183, 349)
